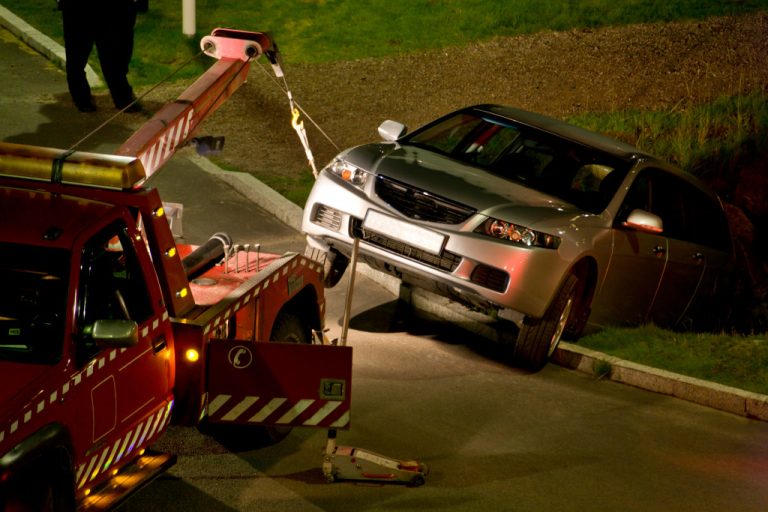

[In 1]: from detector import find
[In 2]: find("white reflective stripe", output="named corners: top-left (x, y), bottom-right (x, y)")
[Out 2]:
top-left (91, 448), bottom-right (110, 481)
top-left (79, 456), bottom-right (98, 488)
top-left (249, 398), bottom-right (286, 423)
top-left (222, 396), bottom-right (259, 421)
top-left (276, 399), bottom-right (313, 424)
top-left (105, 439), bottom-right (122, 471)
top-left (127, 427), bottom-right (142, 454)
top-left (146, 407), bottom-right (165, 440)
top-left (75, 464), bottom-right (86, 487)
top-left (330, 410), bottom-right (350, 428)
top-left (303, 401), bottom-right (342, 426)
top-left (137, 417), bottom-right (153, 447)
top-left (207, 394), bottom-right (231, 416)
top-left (115, 430), bottom-right (133, 463)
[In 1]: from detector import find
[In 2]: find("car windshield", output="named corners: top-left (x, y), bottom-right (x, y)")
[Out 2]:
top-left (0, 243), bottom-right (69, 364)
top-left (404, 111), bottom-right (630, 213)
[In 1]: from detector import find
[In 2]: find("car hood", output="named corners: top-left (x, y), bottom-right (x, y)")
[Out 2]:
top-left (347, 143), bottom-right (585, 225)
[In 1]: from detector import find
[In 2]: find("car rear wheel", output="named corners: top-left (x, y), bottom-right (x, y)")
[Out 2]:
top-left (513, 274), bottom-right (577, 371)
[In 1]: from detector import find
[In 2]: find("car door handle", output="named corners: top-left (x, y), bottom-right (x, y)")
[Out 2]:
top-left (652, 245), bottom-right (666, 256)
top-left (691, 252), bottom-right (704, 263)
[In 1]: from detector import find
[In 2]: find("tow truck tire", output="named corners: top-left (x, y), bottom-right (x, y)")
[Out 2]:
top-left (3, 456), bottom-right (75, 512)
top-left (202, 311), bottom-right (310, 451)
top-left (513, 274), bottom-right (577, 372)
top-left (261, 311), bottom-right (311, 443)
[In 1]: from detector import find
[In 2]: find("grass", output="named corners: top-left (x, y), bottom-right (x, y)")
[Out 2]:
top-left (569, 92), bottom-right (768, 182)
top-left (3, 0), bottom-right (767, 395)
top-left (578, 324), bottom-right (768, 395)
top-left (4, 0), bottom-right (768, 85)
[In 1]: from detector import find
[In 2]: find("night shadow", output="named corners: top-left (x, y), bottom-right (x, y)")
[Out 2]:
top-left (4, 91), bottom-right (160, 152)
top-left (347, 298), bottom-right (518, 364)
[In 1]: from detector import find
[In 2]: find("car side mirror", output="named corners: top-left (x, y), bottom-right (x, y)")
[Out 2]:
top-left (378, 120), bottom-right (407, 141)
top-left (92, 319), bottom-right (139, 348)
top-left (623, 209), bottom-right (664, 234)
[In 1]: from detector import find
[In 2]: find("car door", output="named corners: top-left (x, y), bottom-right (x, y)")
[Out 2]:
top-left (648, 171), bottom-right (731, 328)
top-left (592, 168), bottom-right (667, 326)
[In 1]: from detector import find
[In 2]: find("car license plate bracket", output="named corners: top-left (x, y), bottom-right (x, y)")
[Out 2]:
top-left (362, 209), bottom-right (446, 255)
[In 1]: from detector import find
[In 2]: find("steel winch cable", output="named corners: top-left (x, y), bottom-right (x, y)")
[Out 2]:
top-left (253, 58), bottom-right (341, 154)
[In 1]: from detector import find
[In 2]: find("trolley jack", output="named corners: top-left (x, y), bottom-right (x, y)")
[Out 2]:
top-left (320, 238), bottom-right (428, 486)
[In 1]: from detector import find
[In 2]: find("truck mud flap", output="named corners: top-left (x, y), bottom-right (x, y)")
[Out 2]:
top-left (206, 340), bottom-right (352, 430)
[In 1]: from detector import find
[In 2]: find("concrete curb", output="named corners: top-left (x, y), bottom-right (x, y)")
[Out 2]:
top-left (6, 10), bottom-right (766, 424)
top-left (553, 342), bottom-right (768, 421)
top-left (0, 4), bottom-right (102, 88)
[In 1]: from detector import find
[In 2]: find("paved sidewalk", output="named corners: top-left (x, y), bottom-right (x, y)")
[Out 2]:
top-left (2, 10), bottom-right (766, 423)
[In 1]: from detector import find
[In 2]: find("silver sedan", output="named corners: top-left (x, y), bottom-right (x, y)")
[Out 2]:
top-left (302, 104), bottom-right (733, 370)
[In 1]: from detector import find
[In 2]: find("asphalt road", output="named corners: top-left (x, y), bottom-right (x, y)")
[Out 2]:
top-left (125, 273), bottom-right (768, 512)
top-left (2, 23), bottom-right (768, 512)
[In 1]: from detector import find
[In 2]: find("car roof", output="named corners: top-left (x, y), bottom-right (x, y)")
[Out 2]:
top-left (471, 104), bottom-right (652, 161)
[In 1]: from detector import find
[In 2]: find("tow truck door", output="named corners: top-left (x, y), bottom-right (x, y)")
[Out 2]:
top-left (74, 216), bottom-right (173, 444)
top-left (206, 340), bottom-right (352, 430)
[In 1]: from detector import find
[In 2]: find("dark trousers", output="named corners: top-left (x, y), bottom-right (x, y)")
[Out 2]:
top-left (62, 0), bottom-right (137, 108)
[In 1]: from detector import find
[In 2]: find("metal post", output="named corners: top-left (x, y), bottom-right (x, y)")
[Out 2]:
top-left (339, 237), bottom-right (360, 347)
top-left (182, 0), bottom-right (196, 38)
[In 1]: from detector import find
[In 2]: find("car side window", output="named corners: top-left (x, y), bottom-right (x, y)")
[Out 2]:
top-left (618, 168), bottom-right (729, 250)
top-left (77, 221), bottom-right (152, 360)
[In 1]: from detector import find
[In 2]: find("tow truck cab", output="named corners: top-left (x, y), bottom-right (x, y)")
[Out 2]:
top-left (0, 28), bottom-right (351, 511)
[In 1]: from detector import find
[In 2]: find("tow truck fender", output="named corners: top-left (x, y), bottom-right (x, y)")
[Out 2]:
top-left (0, 423), bottom-right (73, 487)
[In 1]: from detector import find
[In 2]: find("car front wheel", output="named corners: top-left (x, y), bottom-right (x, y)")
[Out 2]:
top-left (513, 274), bottom-right (577, 371)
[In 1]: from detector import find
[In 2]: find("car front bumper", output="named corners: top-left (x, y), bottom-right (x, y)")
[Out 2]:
top-left (301, 173), bottom-right (573, 319)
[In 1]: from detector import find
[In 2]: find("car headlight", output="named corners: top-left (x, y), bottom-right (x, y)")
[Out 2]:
top-left (325, 158), bottom-right (368, 189)
top-left (475, 218), bottom-right (561, 249)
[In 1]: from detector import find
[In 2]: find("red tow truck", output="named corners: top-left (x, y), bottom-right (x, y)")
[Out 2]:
top-left (0, 29), bottom-right (351, 511)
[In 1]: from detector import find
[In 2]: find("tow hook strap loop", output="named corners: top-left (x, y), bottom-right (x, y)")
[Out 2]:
top-left (289, 93), bottom-right (319, 179)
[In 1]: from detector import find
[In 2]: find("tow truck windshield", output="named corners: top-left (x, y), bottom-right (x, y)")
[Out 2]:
top-left (0, 243), bottom-right (69, 364)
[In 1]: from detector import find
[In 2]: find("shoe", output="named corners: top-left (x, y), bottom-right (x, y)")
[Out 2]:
top-left (123, 101), bottom-right (144, 113)
top-left (116, 98), bottom-right (143, 113)
top-left (76, 101), bottom-right (96, 113)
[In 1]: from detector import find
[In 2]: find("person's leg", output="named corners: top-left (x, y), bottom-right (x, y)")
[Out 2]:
top-left (62, 7), bottom-right (96, 111)
top-left (95, 2), bottom-right (137, 109)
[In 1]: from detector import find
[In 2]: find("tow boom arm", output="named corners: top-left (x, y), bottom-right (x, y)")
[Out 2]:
top-left (117, 28), bottom-right (281, 181)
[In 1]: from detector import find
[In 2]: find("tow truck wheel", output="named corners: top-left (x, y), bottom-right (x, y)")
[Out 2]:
top-left (513, 274), bottom-right (577, 372)
top-left (3, 455), bottom-right (74, 512)
top-left (201, 311), bottom-right (310, 451)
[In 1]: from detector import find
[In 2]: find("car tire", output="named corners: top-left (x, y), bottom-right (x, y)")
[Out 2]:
top-left (514, 274), bottom-right (577, 371)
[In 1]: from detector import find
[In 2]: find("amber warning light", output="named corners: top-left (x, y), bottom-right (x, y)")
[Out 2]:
top-left (0, 141), bottom-right (147, 190)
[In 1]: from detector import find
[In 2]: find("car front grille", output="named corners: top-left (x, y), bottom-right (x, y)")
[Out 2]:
top-left (375, 175), bottom-right (476, 224)
top-left (351, 218), bottom-right (461, 272)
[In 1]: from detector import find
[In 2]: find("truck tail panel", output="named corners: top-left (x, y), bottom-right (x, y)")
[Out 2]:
top-left (206, 340), bottom-right (352, 430)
